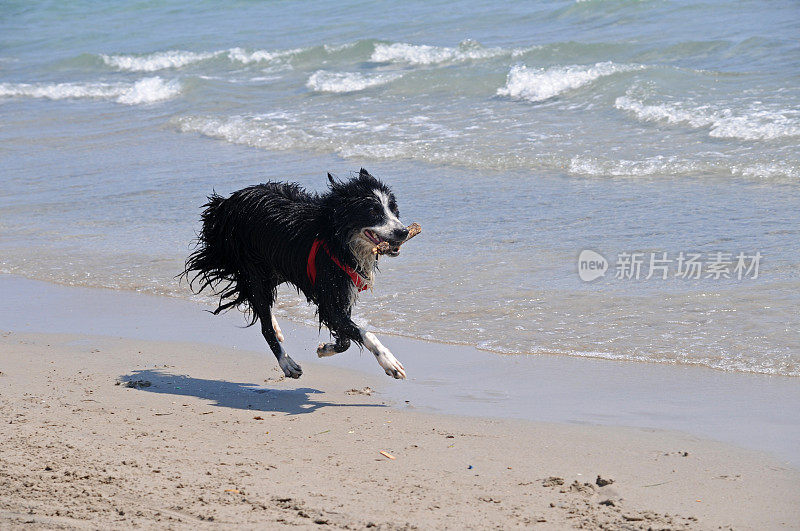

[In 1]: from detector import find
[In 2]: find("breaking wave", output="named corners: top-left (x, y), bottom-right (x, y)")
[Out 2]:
top-left (568, 155), bottom-right (799, 180)
top-left (100, 50), bottom-right (219, 71)
top-left (175, 113), bottom-right (439, 156)
top-left (306, 70), bottom-right (402, 93)
top-left (498, 62), bottom-right (643, 102)
top-left (0, 77), bottom-right (181, 105)
top-left (99, 47), bottom-right (301, 71)
top-left (568, 155), bottom-right (700, 177)
top-left (730, 161), bottom-right (800, 181)
top-left (226, 47), bottom-right (301, 64)
top-left (173, 113), bottom-right (514, 168)
top-left (370, 40), bottom-right (519, 65)
top-left (615, 92), bottom-right (800, 141)
top-left (173, 113), bottom-right (798, 181)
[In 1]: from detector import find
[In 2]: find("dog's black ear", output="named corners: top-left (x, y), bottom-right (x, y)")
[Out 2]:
top-left (359, 168), bottom-right (371, 178)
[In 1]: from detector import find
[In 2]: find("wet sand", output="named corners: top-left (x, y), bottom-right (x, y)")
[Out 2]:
top-left (2, 275), bottom-right (798, 467)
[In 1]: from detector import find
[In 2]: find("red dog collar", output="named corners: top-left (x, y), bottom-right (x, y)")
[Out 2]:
top-left (307, 239), bottom-right (370, 292)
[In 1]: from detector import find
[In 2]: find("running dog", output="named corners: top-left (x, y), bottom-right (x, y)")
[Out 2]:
top-left (182, 168), bottom-right (409, 379)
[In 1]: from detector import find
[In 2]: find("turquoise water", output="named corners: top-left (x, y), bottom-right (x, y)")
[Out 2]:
top-left (1, 0), bottom-right (799, 375)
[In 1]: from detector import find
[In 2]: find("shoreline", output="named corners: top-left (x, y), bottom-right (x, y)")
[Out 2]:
top-left (4, 268), bottom-right (797, 380)
top-left (1, 274), bottom-right (798, 468)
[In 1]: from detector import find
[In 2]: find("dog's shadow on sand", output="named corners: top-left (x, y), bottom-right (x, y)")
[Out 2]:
top-left (118, 369), bottom-right (385, 415)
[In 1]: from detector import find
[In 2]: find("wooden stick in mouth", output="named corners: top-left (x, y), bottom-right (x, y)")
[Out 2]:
top-left (372, 222), bottom-right (422, 255)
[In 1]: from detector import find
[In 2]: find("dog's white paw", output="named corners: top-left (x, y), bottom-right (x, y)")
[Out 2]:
top-left (376, 348), bottom-right (406, 379)
top-left (278, 355), bottom-right (302, 379)
top-left (317, 342), bottom-right (338, 358)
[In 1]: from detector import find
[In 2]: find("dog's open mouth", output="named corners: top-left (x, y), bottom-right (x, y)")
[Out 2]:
top-left (364, 230), bottom-right (400, 256)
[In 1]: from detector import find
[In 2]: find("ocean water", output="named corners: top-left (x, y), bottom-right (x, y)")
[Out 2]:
top-left (1, 0), bottom-right (798, 376)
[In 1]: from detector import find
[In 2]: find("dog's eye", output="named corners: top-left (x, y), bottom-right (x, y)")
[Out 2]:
top-left (371, 204), bottom-right (382, 214)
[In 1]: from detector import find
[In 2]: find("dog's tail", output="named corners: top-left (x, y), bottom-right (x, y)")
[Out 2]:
top-left (181, 193), bottom-right (252, 319)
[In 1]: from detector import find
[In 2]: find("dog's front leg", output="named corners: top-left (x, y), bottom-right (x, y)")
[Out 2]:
top-left (320, 311), bottom-right (406, 379)
top-left (359, 328), bottom-right (406, 379)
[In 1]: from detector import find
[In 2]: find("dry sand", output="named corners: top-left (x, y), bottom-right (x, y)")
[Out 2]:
top-left (1, 330), bottom-right (798, 530)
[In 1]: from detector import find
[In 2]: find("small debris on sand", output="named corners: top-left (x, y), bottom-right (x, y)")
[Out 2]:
top-left (596, 475), bottom-right (614, 487)
top-left (121, 380), bottom-right (151, 388)
top-left (568, 480), bottom-right (596, 496)
top-left (622, 514), bottom-right (644, 521)
top-left (379, 451), bottom-right (395, 460)
top-left (253, 416), bottom-right (264, 421)
top-left (346, 387), bottom-right (373, 396)
top-left (542, 476), bottom-right (564, 487)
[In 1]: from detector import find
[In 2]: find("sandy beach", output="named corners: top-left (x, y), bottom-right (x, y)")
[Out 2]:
top-left (1, 276), bottom-right (799, 530)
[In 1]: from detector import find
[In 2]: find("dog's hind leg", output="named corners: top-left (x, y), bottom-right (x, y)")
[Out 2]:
top-left (316, 333), bottom-right (351, 358)
top-left (251, 282), bottom-right (302, 379)
top-left (263, 311), bottom-right (302, 378)
top-left (271, 314), bottom-right (284, 342)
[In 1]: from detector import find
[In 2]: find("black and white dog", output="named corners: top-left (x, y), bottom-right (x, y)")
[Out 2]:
top-left (183, 168), bottom-right (409, 379)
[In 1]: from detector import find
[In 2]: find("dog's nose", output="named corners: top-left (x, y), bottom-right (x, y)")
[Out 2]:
top-left (393, 227), bottom-right (409, 241)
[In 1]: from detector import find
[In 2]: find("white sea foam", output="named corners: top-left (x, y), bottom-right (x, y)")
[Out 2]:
top-left (371, 40), bottom-right (508, 65)
top-left (176, 114), bottom-right (469, 166)
top-left (568, 154), bottom-right (800, 180)
top-left (306, 70), bottom-right (401, 93)
top-left (0, 82), bottom-right (120, 100)
top-left (174, 113), bottom-right (800, 181)
top-left (615, 93), bottom-right (800, 141)
top-left (100, 41), bottom-right (521, 72)
top-left (731, 161), bottom-right (800, 181)
top-left (323, 42), bottom-right (359, 53)
top-left (0, 77), bottom-right (180, 105)
top-left (568, 155), bottom-right (699, 177)
top-left (115, 77), bottom-right (181, 104)
top-left (226, 47), bottom-right (301, 64)
top-left (99, 47), bottom-right (301, 72)
top-left (101, 50), bottom-right (220, 71)
top-left (177, 114), bottom-right (406, 154)
top-left (175, 115), bottom-right (305, 151)
top-left (498, 62), bottom-right (642, 102)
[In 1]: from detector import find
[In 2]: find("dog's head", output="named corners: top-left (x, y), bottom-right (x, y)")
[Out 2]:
top-left (326, 168), bottom-right (408, 259)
